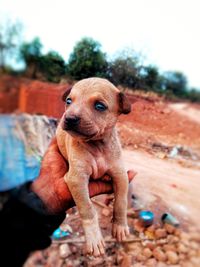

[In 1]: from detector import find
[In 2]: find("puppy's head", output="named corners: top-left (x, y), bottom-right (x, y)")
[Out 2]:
top-left (61, 78), bottom-right (131, 140)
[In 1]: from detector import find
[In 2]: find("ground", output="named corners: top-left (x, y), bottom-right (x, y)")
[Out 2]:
top-left (23, 93), bottom-right (200, 267)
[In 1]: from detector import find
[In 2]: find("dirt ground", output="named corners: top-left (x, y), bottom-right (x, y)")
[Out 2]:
top-left (23, 95), bottom-right (200, 266)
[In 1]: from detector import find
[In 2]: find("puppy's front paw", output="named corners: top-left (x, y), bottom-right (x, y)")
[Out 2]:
top-left (112, 223), bottom-right (129, 242)
top-left (85, 228), bottom-right (105, 257)
top-left (83, 218), bottom-right (105, 257)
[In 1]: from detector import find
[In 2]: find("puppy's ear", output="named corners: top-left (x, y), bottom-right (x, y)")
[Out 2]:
top-left (62, 87), bottom-right (72, 102)
top-left (118, 92), bottom-right (131, 114)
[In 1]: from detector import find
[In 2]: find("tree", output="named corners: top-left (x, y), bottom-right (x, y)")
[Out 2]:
top-left (40, 51), bottom-right (66, 82)
top-left (19, 37), bottom-right (43, 78)
top-left (162, 71), bottom-right (188, 96)
top-left (107, 49), bottom-right (141, 88)
top-left (139, 65), bottom-right (160, 91)
top-left (0, 19), bottom-right (23, 71)
top-left (67, 37), bottom-right (107, 79)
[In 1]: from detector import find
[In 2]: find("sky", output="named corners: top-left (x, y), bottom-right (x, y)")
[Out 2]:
top-left (1, 0), bottom-right (200, 88)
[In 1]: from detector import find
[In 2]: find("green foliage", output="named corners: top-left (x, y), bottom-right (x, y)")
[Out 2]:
top-left (20, 39), bottom-right (66, 82)
top-left (66, 37), bottom-right (107, 79)
top-left (19, 37), bottom-right (42, 78)
top-left (139, 65), bottom-right (160, 91)
top-left (39, 51), bottom-right (67, 82)
top-left (107, 49), bottom-right (141, 88)
top-left (20, 37), bottom-right (42, 64)
top-left (162, 71), bottom-right (188, 96)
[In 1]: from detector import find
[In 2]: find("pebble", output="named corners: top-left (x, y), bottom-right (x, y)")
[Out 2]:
top-left (125, 242), bottom-right (142, 258)
top-left (142, 247), bottom-right (152, 258)
top-left (190, 241), bottom-right (199, 250)
top-left (88, 257), bottom-right (105, 267)
top-left (188, 249), bottom-right (197, 257)
top-left (145, 258), bottom-right (157, 266)
top-left (190, 256), bottom-right (200, 266)
top-left (164, 223), bottom-right (175, 234)
top-left (177, 243), bottom-right (188, 254)
top-left (163, 244), bottom-right (177, 252)
top-left (136, 254), bottom-right (147, 262)
top-left (133, 219), bottom-right (145, 233)
top-left (190, 232), bottom-right (200, 242)
top-left (145, 242), bottom-right (156, 251)
top-left (166, 251), bottom-right (179, 264)
top-left (152, 247), bottom-right (167, 261)
top-left (59, 244), bottom-right (71, 258)
top-left (120, 254), bottom-right (132, 267)
top-left (179, 253), bottom-right (187, 260)
top-left (155, 228), bottom-right (167, 239)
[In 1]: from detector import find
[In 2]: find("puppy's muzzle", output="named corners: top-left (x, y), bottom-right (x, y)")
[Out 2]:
top-left (64, 116), bottom-right (81, 130)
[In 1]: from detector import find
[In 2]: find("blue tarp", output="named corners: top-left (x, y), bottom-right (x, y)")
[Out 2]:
top-left (0, 115), bottom-right (56, 191)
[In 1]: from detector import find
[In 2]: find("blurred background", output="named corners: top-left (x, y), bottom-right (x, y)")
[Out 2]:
top-left (1, 1), bottom-right (200, 266)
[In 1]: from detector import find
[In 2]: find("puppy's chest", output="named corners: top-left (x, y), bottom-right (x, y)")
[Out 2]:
top-left (91, 155), bottom-right (108, 179)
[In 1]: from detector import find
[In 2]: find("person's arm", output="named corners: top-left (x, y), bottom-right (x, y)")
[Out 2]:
top-left (0, 138), bottom-right (136, 267)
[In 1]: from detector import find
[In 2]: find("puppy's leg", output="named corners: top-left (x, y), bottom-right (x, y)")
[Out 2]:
top-left (64, 172), bottom-right (105, 257)
top-left (109, 166), bottom-right (129, 242)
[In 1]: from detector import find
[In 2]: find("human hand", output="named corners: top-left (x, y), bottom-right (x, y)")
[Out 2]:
top-left (31, 138), bottom-right (136, 214)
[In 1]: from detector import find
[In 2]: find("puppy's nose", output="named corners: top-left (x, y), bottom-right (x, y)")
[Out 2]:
top-left (65, 116), bottom-right (80, 127)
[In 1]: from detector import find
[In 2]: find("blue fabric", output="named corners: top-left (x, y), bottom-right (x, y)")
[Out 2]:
top-left (0, 115), bottom-right (41, 191)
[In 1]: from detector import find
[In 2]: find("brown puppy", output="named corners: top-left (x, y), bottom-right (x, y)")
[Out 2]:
top-left (56, 77), bottom-right (131, 257)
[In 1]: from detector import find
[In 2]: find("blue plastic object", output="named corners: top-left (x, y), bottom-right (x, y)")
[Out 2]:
top-left (161, 213), bottom-right (180, 227)
top-left (52, 227), bottom-right (71, 239)
top-left (139, 210), bottom-right (154, 227)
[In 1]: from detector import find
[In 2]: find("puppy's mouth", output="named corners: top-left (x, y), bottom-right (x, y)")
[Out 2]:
top-left (62, 122), bottom-right (97, 139)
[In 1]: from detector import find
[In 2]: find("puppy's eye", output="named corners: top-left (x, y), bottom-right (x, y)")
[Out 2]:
top-left (95, 101), bottom-right (107, 112)
top-left (66, 98), bottom-right (72, 105)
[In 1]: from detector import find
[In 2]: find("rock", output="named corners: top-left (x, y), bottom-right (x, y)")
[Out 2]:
top-left (188, 249), bottom-right (197, 257)
top-left (142, 247), bottom-right (153, 258)
top-left (177, 243), bottom-right (188, 254)
top-left (152, 247), bottom-right (167, 262)
top-left (125, 243), bottom-right (142, 257)
top-left (156, 238), bottom-right (167, 245)
top-left (144, 230), bottom-right (155, 239)
top-left (179, 253), bottom-right (187, 260)
top-left (166, 251), bottom-right (179, 264)
top-left (132, 219), bottom-right (145, 233)
top-left (145, 242), bottom-right (156, 251)
top-left (146, 224), bottom-right (156, 233)
top-left (156, 263), bottom-right (167, 267)
top-left (155, 228), bottom-right (167, 239)
top-left (120, 254), bottom-right (132, 267)
top-left (145, 258), bottom-right (158, 266)
top-left (164, 223), bottom-right (175, 234)
top-left (174, 228), bottom-right (181, 237)
top-left (190, 257), bottom-right (200, 266)
top-left (190, 241), bottom-right (199, 250)
top-left (71, 245), bottom-right (78, 254)
top-left (163, 244), bottom-right (177, 252)
top-left (167, 234), bottom-right (179, 244)
top-left (65, 259), bottom-right (75, 267)
top-left (190, 232), bottom-right (200, 242)
top-left (136, 254), bottom-right (147, 262)
top-left (59, 244), bottom-right (71, 258)
top-left (88, 257), bottom-right (105, 267)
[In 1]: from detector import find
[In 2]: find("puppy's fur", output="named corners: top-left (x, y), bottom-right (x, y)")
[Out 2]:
top-left (56, 78), bottom-right (131, 256)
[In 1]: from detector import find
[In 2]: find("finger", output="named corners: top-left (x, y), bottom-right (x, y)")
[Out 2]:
top-left (89, 181), bottom-right (112, 198)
